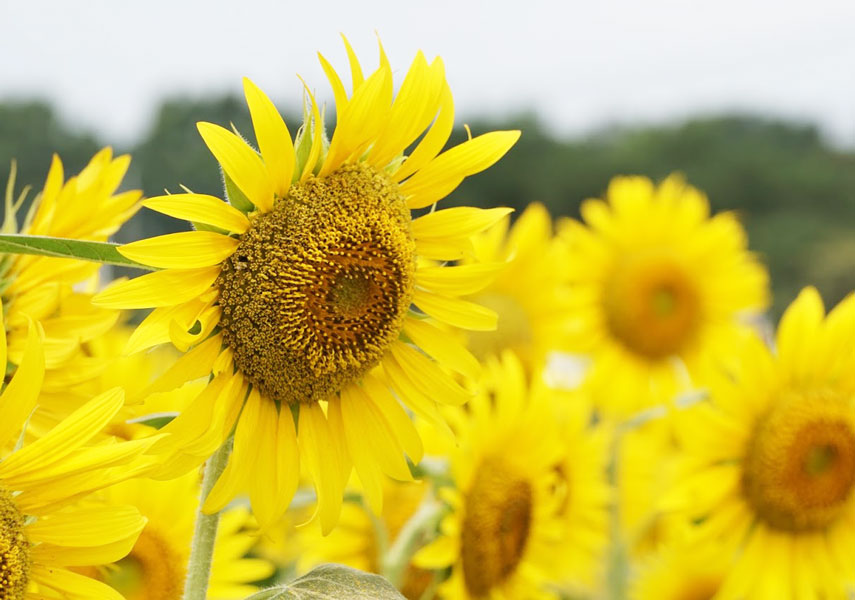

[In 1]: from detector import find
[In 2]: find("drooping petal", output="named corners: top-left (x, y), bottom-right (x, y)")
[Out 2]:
top-left (92, 266), bottom-right (221, 309)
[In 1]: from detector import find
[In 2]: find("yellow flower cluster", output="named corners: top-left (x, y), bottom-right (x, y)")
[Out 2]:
top-left (0, 34), bottom-right (849, 600)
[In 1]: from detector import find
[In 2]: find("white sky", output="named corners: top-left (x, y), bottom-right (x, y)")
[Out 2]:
top-left (2, 0), bottom-right (854, 146)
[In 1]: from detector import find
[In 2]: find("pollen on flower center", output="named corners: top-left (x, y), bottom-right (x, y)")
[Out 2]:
top-left (460, 457), bottom-right (533, 597)
top-left (604, 251), bottom-right (700, 360)
top-left (0, 486), bottom-right (29, 600)
top-left (742, 390), bottom-right (855, 532)
top-left (100, 528), bottom-right (184, 600)
top-left (217, 163), bottom-right (415, 405)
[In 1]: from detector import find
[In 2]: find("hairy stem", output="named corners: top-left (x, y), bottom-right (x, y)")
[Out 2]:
top-left (182, 436), bottom-right (233, 600)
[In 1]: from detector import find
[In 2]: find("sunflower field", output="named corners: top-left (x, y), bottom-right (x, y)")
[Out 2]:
top-left (1, 35), bottom-right (855, 600)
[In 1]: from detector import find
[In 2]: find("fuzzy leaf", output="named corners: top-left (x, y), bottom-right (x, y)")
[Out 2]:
top-left (245, 564), bottom-right (405, 600)
top-left (0, 234), bottom-right (156, 270)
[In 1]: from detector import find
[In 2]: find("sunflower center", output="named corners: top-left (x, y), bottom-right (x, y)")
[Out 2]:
top-left (460, 457), bottom-right (533, 597)
top-left (217, 164), bottom-right (415, 405)
top-left (675, 577), bottom-right (722, 600)
top-left (743, 390), bottom-right (855, 532)
top-left (0, 486), bottom-right (29, 600)
top-left (466, 293), bottom-right (532, 361)
top-left (604, 251), bottom-right (700, 360)
top-left (100, 528), bottom-right (185, 600)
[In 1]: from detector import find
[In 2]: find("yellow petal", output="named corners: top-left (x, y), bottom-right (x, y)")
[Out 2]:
top-left (401, 130), bottom-right (521, 209)
top-left (415, 262), bottom-right (505, 296)
top-left (139, 333), bottom-right (223, 399)
top-left (412, 534), bottom-right (458, 569)
top-left (143, 193), bottom-right (250, 234)
top-left (26, 505), bottom-right (144, 548)
top-left (362, 373), bottom-right (423, 463)
top-left (0, 320), bottom-right (44, 448)
top-left (197, 121), bottom-right (273, 212)
top-left (341, 33), bottom-right (365, 91)
top-left (299, 401), bottom-right (350, 535)
top-left (411, 206), bottom-right (513, 240)
top-left (249, 398), bottom-right (298, 530)
top-left (31, 565), bottom-right (126, 600)
top-left (119, 231), bottom-right (238, 269)
top-left (93, 266), bottom-right (220, 309)
top-left (413, 288), bottom-right (497, 331)
top-left (318, 52), bottom-right (349, 115)
top-left (381, 355), bottom-right (454, 440)
top-left (243, 77), bottom-right (295, 197)
top-left (391, 82), bottom-right (454, 183)
top-left (389, 342), bottom-right (471, 406)
top-left (338, 387), bottom-right (386, 514)
top-left (0, 388), bottom-right (123, 481)
top-left (340, 382), bottom-right (413, 481)
top-left (402, 318), bottom-right (480, 381)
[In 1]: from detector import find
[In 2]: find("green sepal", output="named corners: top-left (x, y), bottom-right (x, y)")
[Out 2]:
top-left (223, 171), bottom-right (254, 214)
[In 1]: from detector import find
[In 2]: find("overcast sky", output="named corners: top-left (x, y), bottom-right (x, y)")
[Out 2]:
top-left (2, 0), bottom-right (853, 146)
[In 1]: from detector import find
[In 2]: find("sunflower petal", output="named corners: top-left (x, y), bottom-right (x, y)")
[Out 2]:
top-left (92, 266), bottom-right (220, 309)
top-left (143, 194), bottom-right (250, 234)
top-left (119, 231), bottom-right (238, 269)
top-left (413, 289), bottom-right (498, 331)
top-left (244, 78), bottom-right (295, 198)
top-left (197, 121), bottom-right (274, 212)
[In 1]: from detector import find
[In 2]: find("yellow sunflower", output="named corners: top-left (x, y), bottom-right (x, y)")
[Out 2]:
top-left (2, 148), bottom-right (140, 372)
top-left (85, 472), bottom-right (273, 600)
top-left (93, 38), bottom-right (519, 533)
top-left (413, 351), bottom-right (609, 598)
top-left (630, 537), bottom-right (731, 600)
top-left (0, 308), bottom-right (156, 599)
top-left (462, 202), bottom-right (574, 372)
top-left (670, 287), bottom-right (855, 598)
top-left (560, 174), bottom-right (769, 416)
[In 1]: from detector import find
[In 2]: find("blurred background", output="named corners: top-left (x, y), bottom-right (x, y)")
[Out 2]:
top-left (1, 0), bottom-right (853, 315)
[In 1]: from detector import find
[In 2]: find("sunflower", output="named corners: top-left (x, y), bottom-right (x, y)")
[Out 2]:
top-left (0, 308), bottom-right (156, 599)
top-left (461, 202), bottom-right (574, 372)
top-left (413, 351), bottom-right (609, 598)
top-left (2, 148), bottom-right (140, 372)
top-left (559, 174), bottom-right (769, 417)
top-left (296, 479), bottom-right (435, 599)
top-left (83, 472), bottom-right (273, 600)
top-left (669, 287), bottom-right (855, 598)
top-left (93, 38), bottom-right (519, 533)
top-left (630, 537), bottom-right (731, 600)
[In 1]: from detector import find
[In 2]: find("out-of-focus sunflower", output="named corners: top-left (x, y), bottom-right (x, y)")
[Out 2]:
top-left (297, 479), bottom-right (435, 600)
top-left (94, 38), bottom-right (519, 532)
top-left (630, 537), bottom-right (731, 600)
top-left (560, 175), bottom-right (769, 416)
top-left (2, 149), bottom-right (140, 372)
top-left (670, 287), bottom-right (855, 598)
top-left (461, 202), bottom-right (574, 372)
top-left (0, 308), bottom-right (154, 599)
top-left (84, 472), bottom-right (273, 600)
top-left (413, 352), bottom-right (609, 598)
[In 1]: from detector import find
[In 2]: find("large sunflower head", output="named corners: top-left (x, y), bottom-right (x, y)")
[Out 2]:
top-left (2, 148), bottom-right (139, 373)
top-left (671, 287), bottom-right (855, 597)
top-left (413, 351), bottom-right (609, 598)
top-left (0, 307), bottom-right (156, 600)
top-left (94, 38), bottom-right (520, 533)
top-left (559, 174), bottom-right (770, 416)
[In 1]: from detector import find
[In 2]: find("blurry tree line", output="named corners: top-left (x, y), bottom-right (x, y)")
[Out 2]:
top-left (2, 97), bottom-right (854, 316)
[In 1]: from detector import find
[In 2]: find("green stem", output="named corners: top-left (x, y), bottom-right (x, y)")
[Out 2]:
top-left (0, 234), bottom-right (157, 270)
top-left (381, 496), bottom-right (444, 590)
top-left (182, 437), bottom-right (233, 600)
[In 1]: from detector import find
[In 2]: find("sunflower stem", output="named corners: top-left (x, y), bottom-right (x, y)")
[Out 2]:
top-left (381, 494), bottom-right (444, 590)
top-left (183, 436), bottom-right (233, 600)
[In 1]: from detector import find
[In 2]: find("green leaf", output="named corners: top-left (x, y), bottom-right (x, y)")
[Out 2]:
top-left (223, 171), bottom-right (254, 213)
top-left (245, 564), bottom-right (406, 600)
top-left (0, 234), bottom-right (157, 270)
